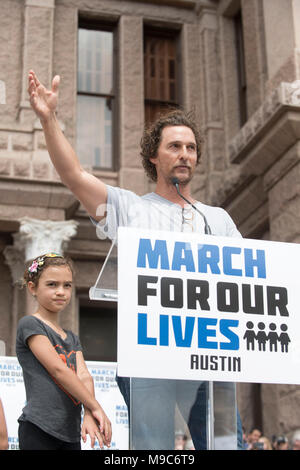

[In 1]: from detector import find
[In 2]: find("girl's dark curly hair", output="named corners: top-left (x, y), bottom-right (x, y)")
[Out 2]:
top-left (23, 253), bottom-right (74, 287)
top-left (140, 109), bottom-right (203, 182)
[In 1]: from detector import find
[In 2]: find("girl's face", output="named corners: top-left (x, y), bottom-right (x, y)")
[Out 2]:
top-left (28, 265), bottom-right (73, 314)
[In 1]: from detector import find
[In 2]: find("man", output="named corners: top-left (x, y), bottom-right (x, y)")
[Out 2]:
top-left (27, 71), bottom-right (240, 237)
top-left (28, 71), bottom-right (243, 449)
top-left (246, 427), bottom-right (262, 449)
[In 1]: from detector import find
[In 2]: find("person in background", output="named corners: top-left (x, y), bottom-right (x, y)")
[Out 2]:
top-left (0, 397), bottom-right (8, 450)
top-left (16, 253), bottom-right (111, 450)
top-left (174, 430), bottom-right (187, 450)
top-left (274, 435), bottom-right (289, 450)
top-left (257, 436), bottom-right (272, 450)
top-left (246, 427), bottom-right (262, 449)
top-left (291, 429), bottom-right (300, 450)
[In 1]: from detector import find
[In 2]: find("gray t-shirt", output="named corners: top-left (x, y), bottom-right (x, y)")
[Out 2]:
top-left (95, 185), bottom-right (242, 239)
top-left (16, 315), bottom-right (82, 443)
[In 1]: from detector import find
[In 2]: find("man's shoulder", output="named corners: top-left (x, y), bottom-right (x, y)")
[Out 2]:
top-left (196, 201), bottom-right (227, 215)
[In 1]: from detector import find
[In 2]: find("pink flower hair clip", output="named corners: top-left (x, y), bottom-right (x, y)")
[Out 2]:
top-left (28, 260), bottom-right (39, 274)
top-left (27, 253), bottom-right (63, 277)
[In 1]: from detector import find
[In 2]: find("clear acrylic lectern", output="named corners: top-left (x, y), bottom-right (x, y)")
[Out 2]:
top-left (90, 241), bottom-right (238, 450)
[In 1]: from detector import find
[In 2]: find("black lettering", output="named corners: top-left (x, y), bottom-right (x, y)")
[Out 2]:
top-left (220, 356), bottom-right (227, 371)
top-left (233, 357), bottom-right (241, 372)
top-left (200, 355), bottom-right (209, 370)
top-left (217, 282), bottom-right (239, 312)
top-left (267, 286), bottom-right (289, 316)
top-left (190, 355), bottom-right (199, 369)
top-left (187, 279), bottom-right (210, 310)
top-left (161, 277), bottom-right (183, 308)
top-left (210, 356), bottom-right (218, 371)
top-left (137, 275), bottom-right (158, 305)
top-left (242, 284), bottom-right (264, 314)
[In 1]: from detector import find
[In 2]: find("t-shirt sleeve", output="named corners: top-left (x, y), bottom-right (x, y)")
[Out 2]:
top-left (91, 185), bottom-right (142, 240)
top-left (17, 316), bottom-right (48, 347)
top-left (222, 208), bottom-right (242, 238)
top-left (68, 331), bottom-right (83, 352)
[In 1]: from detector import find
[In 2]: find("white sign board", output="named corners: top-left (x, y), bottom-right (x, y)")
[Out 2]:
top-left (0, 356), bottom-right (128, 450)
top-left (117, 227), bottom-right (300, 385)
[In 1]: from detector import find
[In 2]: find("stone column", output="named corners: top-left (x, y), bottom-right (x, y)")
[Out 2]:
top-left (18, 217), bottom-right (78, 318)
top-left (118, 16), bottom-right (145, 195)
top-left (3, 240), bottom-right (26, 355)
top-left (197, 5), bottom-right (227, 204)
top-left (19, 0), bottom-right (55, 124)
top-left (0, 80), bottom-right (8, 353)
top-left (0, 80), bottom-right (5, 104)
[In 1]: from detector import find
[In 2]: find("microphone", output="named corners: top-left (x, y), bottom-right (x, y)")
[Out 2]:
top-left (171, 177), bottom-right (212, 235)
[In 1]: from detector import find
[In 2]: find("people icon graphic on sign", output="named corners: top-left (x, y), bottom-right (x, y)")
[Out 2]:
top-left (243, 322), bottom-right (290, 353)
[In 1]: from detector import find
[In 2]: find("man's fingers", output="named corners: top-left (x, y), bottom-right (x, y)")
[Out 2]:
top-left (29, 70), bottom-right (40, 87)
top-left (52, 75), bottom-right (60, 93)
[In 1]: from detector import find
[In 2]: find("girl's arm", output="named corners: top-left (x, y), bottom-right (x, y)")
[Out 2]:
top-left (0, 399), bottom-right (8, 450)
top-left (27, 335), bottom-right (111, 447)
top-left (76, 351), bottom-right (111, 448)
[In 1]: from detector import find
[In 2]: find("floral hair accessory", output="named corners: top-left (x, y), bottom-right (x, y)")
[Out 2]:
top-left (27, 253), bottom-right (63, 276)
top-left (28, 260), bottom-right (39, 273)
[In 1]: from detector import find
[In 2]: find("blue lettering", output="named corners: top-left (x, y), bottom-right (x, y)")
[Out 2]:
top-left (223, 246), bottom-right (242, 276)
top-left (198, 244), bottom-right (221, 274)
top-left (171, 242), bottom-right (195, 272)
top-left (244, 249), bottom-right (266, 278)
top-left (137, 314), bottom-right (240, 351)
top-left (219, 319), bottom-right (239, 350)
top-left (137, 313), bottom-right (157, 345)
top-left (197, 318), bottom-right (218, 349)
top-left (137, 238), bottom-right (169, 269)
top-left (160, 315), bottom-right (169, 346)
top-left (172, 316), bottom-right (195, 347)
top-left (137, 238), bottom-right (267, 279)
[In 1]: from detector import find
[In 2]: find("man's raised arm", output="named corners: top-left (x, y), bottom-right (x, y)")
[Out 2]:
top-left (28, 70), bottom-right (107, 221)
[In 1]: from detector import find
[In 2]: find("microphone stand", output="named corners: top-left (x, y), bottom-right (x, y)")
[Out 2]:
top-left (172, 177), bottom-right (214, 448)
top-left (171, 177), bottom-right (212, 235)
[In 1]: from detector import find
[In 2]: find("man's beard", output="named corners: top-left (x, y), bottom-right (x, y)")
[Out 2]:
top-left (168, 169), bottom-right (193, 186)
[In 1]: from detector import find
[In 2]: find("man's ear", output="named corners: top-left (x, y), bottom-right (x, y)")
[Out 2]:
top-left (149, 155), bottom-right (157, 166)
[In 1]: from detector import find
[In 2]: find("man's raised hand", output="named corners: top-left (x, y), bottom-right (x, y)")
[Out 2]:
top-left (28, 70), bottom-right (60, 122)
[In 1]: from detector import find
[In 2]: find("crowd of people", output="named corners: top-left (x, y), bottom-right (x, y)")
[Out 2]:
top-left (173, 427), bottom-right (300, 451)
top-left (242, 427), bottom-right (300, 450)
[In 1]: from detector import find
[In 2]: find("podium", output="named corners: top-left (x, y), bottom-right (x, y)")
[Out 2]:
top-left (90, 231), bottom-right (239, 450)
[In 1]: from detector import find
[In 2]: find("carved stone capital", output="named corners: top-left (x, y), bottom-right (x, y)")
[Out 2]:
top-left (18, 217), bottom-right (79, 261)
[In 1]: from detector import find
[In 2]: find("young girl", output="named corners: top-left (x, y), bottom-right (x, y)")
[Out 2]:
top-left (0, 396), bottom-right (8, 450)
top-left (16, 253), bottom-right (112, 450)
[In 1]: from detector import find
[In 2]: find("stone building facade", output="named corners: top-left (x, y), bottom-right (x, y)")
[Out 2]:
top-left (0, 0), bottom-right (300, 441)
